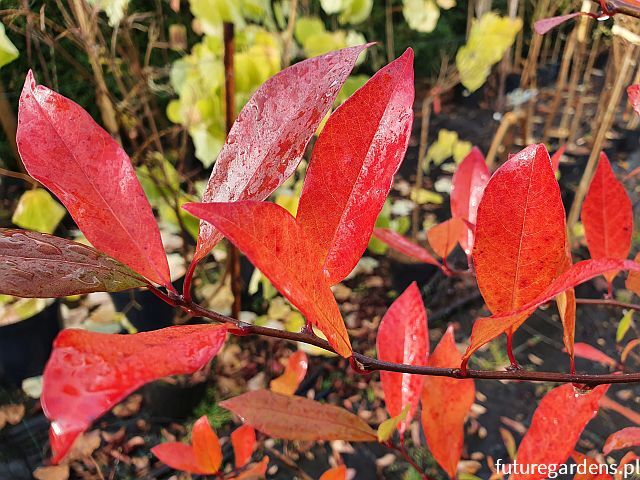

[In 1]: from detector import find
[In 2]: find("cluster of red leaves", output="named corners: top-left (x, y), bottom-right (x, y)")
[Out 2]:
top-left (4, 40), bottom-right (640, 479)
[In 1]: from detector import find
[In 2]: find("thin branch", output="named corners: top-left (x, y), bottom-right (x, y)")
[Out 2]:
top-left (145, 286), bottom-right (640, 387)
top-left (575, 298), bottom-right (640, 312)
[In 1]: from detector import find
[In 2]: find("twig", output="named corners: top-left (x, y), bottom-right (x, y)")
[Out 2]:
top-left (145, 285), bottom-right (640, 386)
top-left (575, 298), bottom-right (640, 312)
top-left (383, 441), bottom-right (434, 480)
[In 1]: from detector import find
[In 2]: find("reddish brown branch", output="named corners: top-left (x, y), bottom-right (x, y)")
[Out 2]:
top-left (145, 286), bottom-right (640, 387)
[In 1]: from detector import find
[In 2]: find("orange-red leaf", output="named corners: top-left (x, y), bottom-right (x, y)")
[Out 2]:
top-left (463, 259), bottom-right (640, 364)
top-left (151, 442), bottom-right (204, 474)
top-left (193, 45), bottom-right (369, 264)
top-left (372, 228), bottom-right (441, 267)
top-left (427, 218), bottom-right (466, 260)
top-left (220, 389), bottom-right (377, 442)
top-left (319, 465), bottom-right (347, 480)
top-left (571, 451), bottom-right (613, 480)
top-left (231, 425), bottom-right (257, 468)
top-left (296, 49), bottom-right (414, 284)
top-left (193, 416), bottom-right (222, 474)
top-left (599, 395), bottom-right (640, 426)
top-left (573, 343), bottom-right (617, 368)
top-left (450, 147), bottom-right (490, 255)
top-left (376, 282), bottom-right (428, 433)
top-left (43, 325), bottom-right (227, 463)
top-left (152, 416), bottom-right (222, 474)
top-left (183, 201), bottom-right (351, 357)
top-left (511, 384), bottom-right (609, 480)
top-left (628, 84), bottom-right (640, 115)
top-left (581, 152), bottom-right (633, 285)
top-left (270, 351), bottom-right (308, 396)
top-left (17, 72), bottom-right (171, 287)
top-left (421, 326), bottom-right (475, 479)
top-left (603, 427), bottom-right (640, 455)
top-left (235, 456), bottom-right (270, 479)
top-left (626, 253), bottom-right (640, 296)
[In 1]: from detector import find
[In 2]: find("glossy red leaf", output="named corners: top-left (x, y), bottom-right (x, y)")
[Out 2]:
top-left (571, 451), bottom-right (613, 480)
top-left (550, 144), bottom-right (566, 172)
top-left (572, 343), bottom-right (617, 368)
top-left (220, 389), bottom-right (377, 442)
top-left (193, 45), bottom-right (370, 264)
top-left (151, 443), bottom-right (204, 474)
top-left (603, 427), bottom-right (640, 454)
top-left (296, 49), bottom-right (414, 284)
top-left (510, 384), bottom-right (609, 480)
top-left (628, 84), bottom-right (640, 115)
top-left (450, 147), bottom-right (490, 255)
top-left (183, 201), bottom-right (351, 357)
top-left (17, 72), bottom-right (171, 288)
top-left (473, 143), bottom-right (567, 317)
top-left (463, 259), bottom-right (640, 365)
top-left (376, 282), bottom-right (428, 433)
top-left (534, 13), bottom-right (585, 35)
top-left (319, 465), bottom-right (347, 480)
top-left (0, 229), bottom-right (146, 297)
top-left (231, 425), bottom-right (256, 468)
top-left (427, 218), bottom-right (466, 260)
top-left (193, 416), bottom-right (223, 474)
top-left (43, 325), bottom-right (227, 463)
top-left (372, 228), bottom-right (441, 267)
top-left (581, 152), bottom-right (633, 285)
top-left (152, 416), bottom-right (222, 474)
top-left (421, 326), bottom-right (475, 479)
top-left (269, 350), bottom-right (308, 396)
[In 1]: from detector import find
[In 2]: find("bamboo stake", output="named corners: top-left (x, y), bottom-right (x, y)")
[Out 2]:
top-left (567, 42), bottom-right (637, 232)
top-left (486, 111), bottom-right (524, 170)
top-left (412, 96), bottom-right (432, 240)
top-left (223, 22), bottom-right (242, 319)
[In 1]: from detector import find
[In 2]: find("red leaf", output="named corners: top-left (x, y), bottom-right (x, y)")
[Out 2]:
top-left (193, 45), bottom-right (369, 264)
top-left (604, 427), bottom-right (640, 454)
top-left (220, 389), bottom-right (377, 442)
top-left (550, 144), bottom-right (566, 172)
top-left (0, 229), bottom-right (146, 297)
top-left (510, 384), bottom-right (609, 480)
top-left (572, 343), bottom-right (617, 368)
top-left (627, 253), bottom-right (640, 296)
top-left (473, 144), bottom-right (567, 317)
top-left (463, 259), bottom-right (640, 364)
top-left (17, 72), bottom-right (171, 288)
top-left (581, 152), bottom-right (633, 285)
top-left (151, 442), bottom-right (204, 474)
top-left (571, 451), bottom-right (613, 480)
top-left (427, 218), bottom-right (466, 260)
top-left (628, 84), bottom-right (640, 115)
top-left (421, 326), bottom-right (475, 479)
top-left (270, 350), bottom-right (308, 396)
top-left (296, 49), bottom-right (414, 284)
top-left (319, 465), bottom-right (347, 480)
top-left (372, 228), bottom-right (441, 267)
top-left (376, 282), bottom-right (428, 433)
top-left (231, 425), bottom-right (256, 468)
top-left (183, 201), bottom-right (351, 357)
top-left (193, 416), bottom-right (222, 474)
top-left (450, 147), bottom-right (490, 255)
top-left (152, 416), bottom-right (222, 475)
top-left (534, 13), bottom-right (584, 35)
top-left (43, 325), bottom-right (227, 463)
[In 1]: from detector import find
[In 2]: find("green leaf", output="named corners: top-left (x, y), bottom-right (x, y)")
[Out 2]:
top-left (294, 16), bottom-right (326, 45)
top-left (0, 22), bottom-right (18, 69)
top-left (617, 310), bottom-right (634, 343)
top-left (377, 405), bottom-right (410, 442)
top-left (338, 0), bottom-right (373, 25)
top-left (12, 189), bottom-right (66, 234)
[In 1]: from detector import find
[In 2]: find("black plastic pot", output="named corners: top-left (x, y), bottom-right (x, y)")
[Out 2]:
top-left (0, 301), bottom-right (61, 386)
top-left (142, 379), bottom-right (207, 420)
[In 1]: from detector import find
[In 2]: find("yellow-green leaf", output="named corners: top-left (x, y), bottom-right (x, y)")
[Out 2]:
top-left (402, 0), bottom-right (440, 33)
top-left (617, 310), bottom-right (634, 343)
top-left (377, 405), bottom-right (410, 442)
top-left (0, 22), bottom-right (18, 69)
top-left (12, 189), bottom-right (66, 234)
